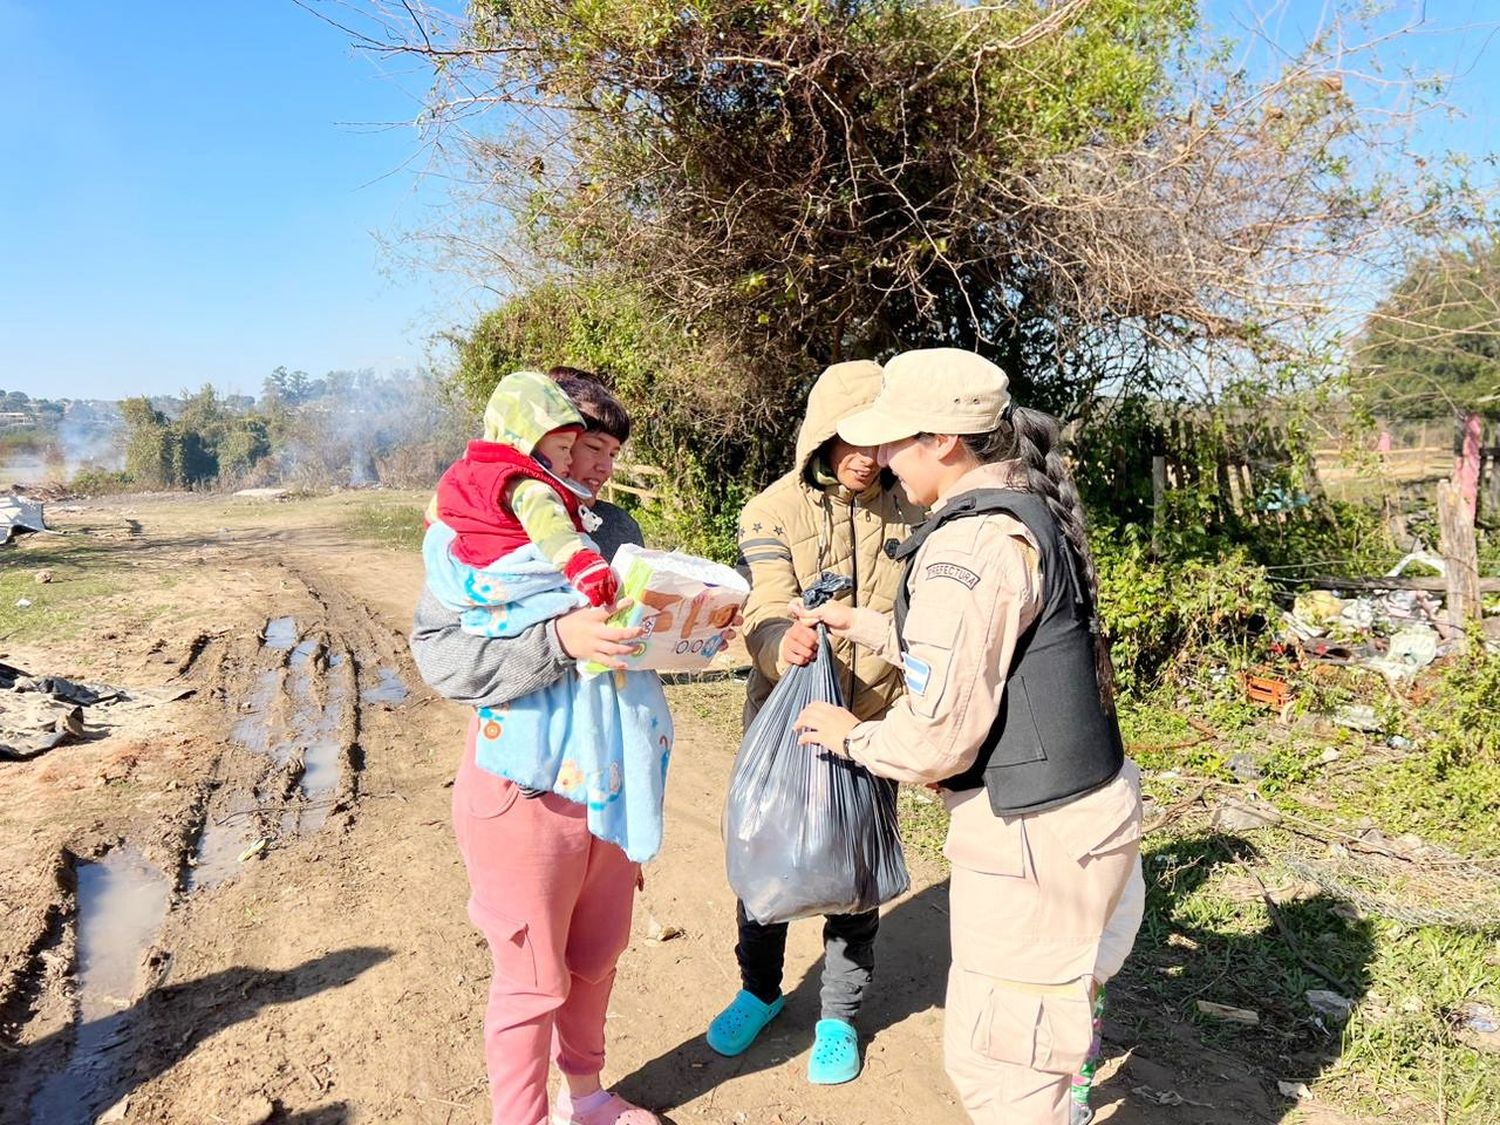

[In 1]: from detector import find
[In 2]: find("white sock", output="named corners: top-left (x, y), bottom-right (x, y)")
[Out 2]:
top-left (560, 1087), bottom-right (611, 1113)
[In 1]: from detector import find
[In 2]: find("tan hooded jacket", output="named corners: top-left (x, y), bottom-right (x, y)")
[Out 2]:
top-left (737, 361), bottom-right (923, 726)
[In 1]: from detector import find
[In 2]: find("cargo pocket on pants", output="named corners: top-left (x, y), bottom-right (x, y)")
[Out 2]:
top-left (971, 983), bottom-right (1095, 1076)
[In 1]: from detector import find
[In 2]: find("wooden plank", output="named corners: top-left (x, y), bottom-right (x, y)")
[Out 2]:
top-left (600, 482), bottom-right (659, 501)
top-left (1439, 479), bottom-right (1483, 624)
top-left (1151, 454), bottom-right (1166, 558)
top-left (1277, 574), bottom-right (1500, 594)
top-left (1215, 453), bottom-right (1236, 531)
top-left (1487, 443), bottom-right (1500, 521)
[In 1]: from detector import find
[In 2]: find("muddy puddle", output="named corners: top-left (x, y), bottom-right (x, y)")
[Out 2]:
top-left (184, 794), bottom-right (257, 893)
top-left (261, 615), bottom-right (297, 652)
top-left (248, 637), bottom-right (348, 837)
top-left (29, 847), bottom-right (170, 1124)
top-left (230, 668), bottom-right (279, 754)
top-left (361, 666), bottom-right (408, 706)
top-left (293, 649), bottom-right (347, 834)
top-left (198, 626), bottom-right (351, 882)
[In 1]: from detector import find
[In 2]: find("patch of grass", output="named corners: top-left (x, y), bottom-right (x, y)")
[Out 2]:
top-left (882, 665), bottom-right (1500, 1123)
top-left (1126, 833), bottom-right (1500, 1123)
top-left (0, 535), bottom-right (123, 642)
top-left (897, 786), bottom-right (949, 861)
top-left (663, 679), bottom-right (745, 747)
top-left (342, 501), bottom-right (426, 550)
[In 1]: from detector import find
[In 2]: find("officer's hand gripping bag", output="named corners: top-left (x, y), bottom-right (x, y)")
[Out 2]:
top-left (723, 579), bottom-right (910, 925)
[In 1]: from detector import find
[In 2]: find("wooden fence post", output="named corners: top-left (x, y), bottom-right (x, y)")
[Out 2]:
top-left (1456, 412), bottom-right (1482, 522)
top-left (1486, 439), bottom-right (1500, 522)
top-left (1438, 479), bottom-right (1482, 627)
top-left (1151, 454), bottom-right (1167, 558)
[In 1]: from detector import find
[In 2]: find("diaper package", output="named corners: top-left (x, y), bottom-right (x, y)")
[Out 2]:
top-left (583, 543), bottom-right (749, 673)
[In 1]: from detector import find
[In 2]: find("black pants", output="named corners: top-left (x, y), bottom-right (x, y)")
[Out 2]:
top-left (735, 900), bottom-right (880, 1023)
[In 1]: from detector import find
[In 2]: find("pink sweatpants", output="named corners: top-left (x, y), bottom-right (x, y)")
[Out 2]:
top-left (452, 721), bottom-right (639, 1125)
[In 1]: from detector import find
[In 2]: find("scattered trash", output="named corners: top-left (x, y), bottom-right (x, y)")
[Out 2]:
top-left (1227, 752), bottom-right (1264, 782)
top-left (1294, 591), bottom-right (1344, 626)
top-left (1131, 1084), bottom-right (1215, 1109)
top-left (1132, 1085), bottom-right (1185, 1106)
top-left (0, 493), bottom-right (50, 544)
top-left (33, 568), bottom-right (53, 584)
top-left (1276, 1080), bottom-right (1312, 1100)
top-left (1364, 625), bottom-right (1441, 680)
top-left (1305, 989), bottom-right (1355, 1024)
top-left (1210, 797), bottom-right (1282, 832)
top-left (1332, 704), bottom-right (1381, 733)
top-left (14, 674), bottom-right (124, 706)
top-left (1244, 672), bottom-right (1291, 709)
top-left (1387, 550), bottom-right (1446, 579)
top-left (1318, 748), bottom-right (1341, 764)
top-left (13, 597), bottom-right (32, 609)
top-left (236, 837), bottom-right (269, 863)
top-left (1196, 1000), bottom-right (1261, 1025)
top-left (1461, 1002), bottom-right (1498, 1034)
top-left (1458, 1002), bottom-right (1500, 1054)
top-left (645, 915), bottom-right (684, 943)
top-left (233, 487), bottom-right (290, 501)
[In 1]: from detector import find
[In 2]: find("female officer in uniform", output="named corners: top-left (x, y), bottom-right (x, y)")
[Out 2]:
top-left (792, 348), bottom-right (1145, 1125)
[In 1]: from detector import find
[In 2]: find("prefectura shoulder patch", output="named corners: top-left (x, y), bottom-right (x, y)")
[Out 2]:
top-left (925, 561), bottom-right (980, 589)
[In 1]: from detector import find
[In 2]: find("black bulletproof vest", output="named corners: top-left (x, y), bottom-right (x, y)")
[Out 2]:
top-left (891, 489), bottom-right (1124, 816)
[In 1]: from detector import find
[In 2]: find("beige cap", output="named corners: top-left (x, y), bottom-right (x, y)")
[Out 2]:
top-left (836, 348), bottom-right (1011, 447)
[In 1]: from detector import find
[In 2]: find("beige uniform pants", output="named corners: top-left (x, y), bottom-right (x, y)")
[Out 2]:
top-left (941, 763), bottom-right (1145, 1124)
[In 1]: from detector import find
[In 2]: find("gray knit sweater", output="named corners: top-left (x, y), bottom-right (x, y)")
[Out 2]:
top-left (409, 500), bottom-right (645, 709)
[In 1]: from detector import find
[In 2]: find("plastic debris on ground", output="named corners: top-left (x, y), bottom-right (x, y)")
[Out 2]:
top-left (1362, 625), bottom-right (1441, 681)
top-left (1305, 989), bottom-right (1355, 1024)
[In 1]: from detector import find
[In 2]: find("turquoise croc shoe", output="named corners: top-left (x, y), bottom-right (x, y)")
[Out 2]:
top-left (706, 989), bottom-right (784, 1057)
top-left (807, 1018), bottom-right (860, 1085)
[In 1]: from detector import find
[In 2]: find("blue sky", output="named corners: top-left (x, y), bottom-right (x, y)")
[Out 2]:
top-left (1, 1), bottom-right (1496, 402)
top-left (0, 0), bottom-right (474, 400)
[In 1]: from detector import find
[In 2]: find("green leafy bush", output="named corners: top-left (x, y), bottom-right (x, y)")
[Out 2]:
top-left (1093, 523), bottom-right (1276, 695)
top-left (68, 469), bottom-right (134, 496)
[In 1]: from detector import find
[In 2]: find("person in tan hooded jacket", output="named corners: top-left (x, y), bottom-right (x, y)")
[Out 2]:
top-left (706, 360), bottom-right (922, 1086)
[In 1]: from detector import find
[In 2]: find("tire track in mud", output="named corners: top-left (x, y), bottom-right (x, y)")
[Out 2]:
top-left (186, 555), bottom-right (422, 889)
top-left (0, 550), bottom-right (424, 1123)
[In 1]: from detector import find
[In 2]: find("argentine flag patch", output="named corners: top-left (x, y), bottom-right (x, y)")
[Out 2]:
top-left (902, 652), bottom-right (932, 696)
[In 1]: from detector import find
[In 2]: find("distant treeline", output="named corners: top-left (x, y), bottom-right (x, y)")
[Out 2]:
top-left (82, 368), bottom-right (470, 493)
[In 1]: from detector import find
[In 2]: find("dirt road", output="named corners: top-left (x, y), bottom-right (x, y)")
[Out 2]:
top-left (0, 493), bottom-right (1355, 1124)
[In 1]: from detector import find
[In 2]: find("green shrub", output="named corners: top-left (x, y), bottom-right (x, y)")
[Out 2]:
top-left (1093, 523), bottom-right (1276, 695)
top-left (69, 468), bottom-right (134, 496)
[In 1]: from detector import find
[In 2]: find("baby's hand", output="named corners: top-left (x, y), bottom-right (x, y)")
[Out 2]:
top-left (564, 550), bottom-right (619, 608)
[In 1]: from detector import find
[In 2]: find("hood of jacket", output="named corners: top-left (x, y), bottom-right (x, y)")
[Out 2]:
top-left (792, 360), bottom-right (885, 478)
top-left (481, 370), bottom-right (584, 456)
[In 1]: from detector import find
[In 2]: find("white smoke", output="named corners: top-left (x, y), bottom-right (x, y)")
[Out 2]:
top-left (57, 401), bottom-right (125, 477)
top-left (270, 368), bottom-right (469, 489)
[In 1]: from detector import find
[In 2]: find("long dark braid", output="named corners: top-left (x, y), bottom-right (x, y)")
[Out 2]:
top-left (959, 407), bottom-right (1119, 712)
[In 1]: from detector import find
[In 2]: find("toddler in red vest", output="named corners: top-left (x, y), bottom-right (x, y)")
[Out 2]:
top-left (433, 370), bottom-right (618, 608)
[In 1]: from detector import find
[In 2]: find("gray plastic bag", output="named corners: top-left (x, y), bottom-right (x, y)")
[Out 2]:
top-left (723, 580), bottom-right (910, 924)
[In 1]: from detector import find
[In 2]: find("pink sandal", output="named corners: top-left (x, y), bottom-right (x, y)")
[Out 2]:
top-left (550, 1090), bottom-right (659, 1125)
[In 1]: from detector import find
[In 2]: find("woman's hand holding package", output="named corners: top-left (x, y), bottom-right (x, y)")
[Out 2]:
top-left (556, 600), bottom-right (740, 669)
top-left (555, 600), bottom-right (644, 669)
top-left (794, 701), bottom-right (859, 756)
